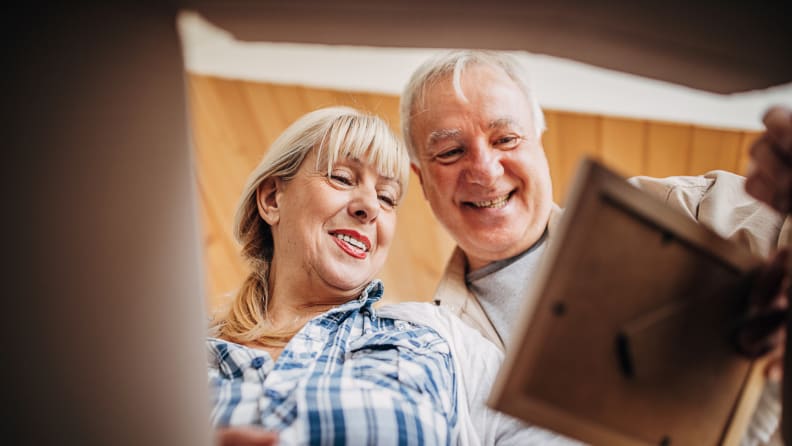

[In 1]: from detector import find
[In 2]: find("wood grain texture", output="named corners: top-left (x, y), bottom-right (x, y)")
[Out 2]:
top-left (688, 128), bottom-right (742, 176)
top-left (645, 122), bottom-right (693, 178)
top-left (600, 117), bottom-right (646, 177)
top-left (553, 112), bottom-right (601, 202)
top-left (186, 74), bottom-right (760, 311)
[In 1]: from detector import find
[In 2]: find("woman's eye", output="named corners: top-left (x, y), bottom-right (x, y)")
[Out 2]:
top-left (330, 174), bottom-right (353, 186)
top-left (378, 194), bottom-right (397, 208)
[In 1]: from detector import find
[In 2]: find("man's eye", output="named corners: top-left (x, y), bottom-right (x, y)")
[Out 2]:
top-left (494, 135), bottom-right (521, 149)
top-left (434, 147), bottom-right (464, 163)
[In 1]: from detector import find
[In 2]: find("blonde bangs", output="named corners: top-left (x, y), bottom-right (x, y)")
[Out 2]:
top-left (315, 113), bottom-right (410, 190)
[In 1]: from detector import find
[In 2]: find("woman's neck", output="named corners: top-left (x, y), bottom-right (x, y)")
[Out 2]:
top-left (265, 276), bottom-right (361, 332)
top-left (265, 298), bottom-right (344, 331)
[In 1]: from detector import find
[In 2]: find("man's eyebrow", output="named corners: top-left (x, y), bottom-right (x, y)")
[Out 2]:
top-left (427, 128), bottom-right (462, 146)
top-left (488, 118), bottom-right (523, 131)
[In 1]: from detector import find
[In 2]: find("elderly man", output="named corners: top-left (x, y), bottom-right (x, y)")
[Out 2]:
top-left (400, 50), bottom-right (792, 445)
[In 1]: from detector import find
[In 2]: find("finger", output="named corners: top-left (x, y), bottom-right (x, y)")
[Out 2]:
top-left (734, 309), bottom-right (786, 358)
top-left (745, 167), bottom-right (785, 212)
top-left (749, 134), bottom-right (792, 187)
top-left (767, 358), bottom-right (784, 382)
top-left (764, 347), bottom-right (784, 382)
top-left (762, 105), bottom-right (792, 152)
top-left (747, 250), bottom-right (789, 310)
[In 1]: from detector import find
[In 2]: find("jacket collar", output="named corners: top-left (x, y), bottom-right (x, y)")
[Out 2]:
top-left (432, 204), bottom-right (563, 351)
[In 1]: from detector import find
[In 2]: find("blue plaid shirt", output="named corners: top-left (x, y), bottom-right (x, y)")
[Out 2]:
top-left (207, 281), bottom-right (458, 445)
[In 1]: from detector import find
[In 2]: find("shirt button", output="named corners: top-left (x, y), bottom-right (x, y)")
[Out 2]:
top-left (251, 357), bottom-right (265, 369)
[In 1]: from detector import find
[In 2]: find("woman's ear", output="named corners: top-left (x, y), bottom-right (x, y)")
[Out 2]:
top-left (256, 177), bottom-right (281, 225)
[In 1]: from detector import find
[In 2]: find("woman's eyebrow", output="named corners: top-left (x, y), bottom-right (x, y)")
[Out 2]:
top-left (378, 175), bottom-right (401, 192)
top-left (378, 175), bottom-right (400, 186)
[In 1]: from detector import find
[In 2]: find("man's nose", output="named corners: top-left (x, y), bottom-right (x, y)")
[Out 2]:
top-left (463, 142), bottom-right (504, 186)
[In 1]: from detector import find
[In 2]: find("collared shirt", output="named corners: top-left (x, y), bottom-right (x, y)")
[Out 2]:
top-left (207, 281), bottom-right (457, 446)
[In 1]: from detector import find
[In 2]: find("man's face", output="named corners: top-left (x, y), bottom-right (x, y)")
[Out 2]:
top-left (410, 64), bottom-right (553, 270)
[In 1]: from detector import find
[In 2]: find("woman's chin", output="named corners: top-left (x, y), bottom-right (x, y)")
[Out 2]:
top-left (323, 275), bottom-right (372, 296)
top-left (316, 262), bottom-right (382, 296)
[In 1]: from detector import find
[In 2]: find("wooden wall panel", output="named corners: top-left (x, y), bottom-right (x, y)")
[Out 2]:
top-left (187, 74), bottom-right (761, 311)
top-left (542, 111), bottom-right (563, 203)
top-left (241, 82), bottom-right (290, 147)
top-left (688, 128), bottom-right (742, 175)
top-left (600, 117), bottom-right (646, 177)
top-left (188, 77), bottom-right (250, 310)
top-left (645, 122), bottom-right (693, 178)
top-left (737, 132), bottom-right (760, 175)
top-left (553, 112), bottom-right (601, 201)
top-left (267, 84), bottom-right (311, 127)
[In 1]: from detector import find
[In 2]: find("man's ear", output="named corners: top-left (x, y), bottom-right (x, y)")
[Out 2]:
top-left (410, 162), bottom-right (427, 200)
top-left (256, 177), bottom-right (281, 225)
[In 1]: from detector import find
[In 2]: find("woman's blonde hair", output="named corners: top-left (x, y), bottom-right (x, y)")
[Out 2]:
top-left (211, 106), bottom-right (409, 346)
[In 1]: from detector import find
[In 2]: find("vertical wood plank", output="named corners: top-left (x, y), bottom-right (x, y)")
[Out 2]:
top-left (299, 85), bottom-right (343, 111)
top-left (687, 128), bottom-right (742, 175)
top-left (269, 84), bottom-right (312, 127)
top-left (241, 81), bottom-right (289, 149)
top-left (645, 122), bottom-right (693, 178)
top-left (542, 110), bottom-right (563, 204)
top-left (737, 131), bottom-right (762, 176)
top-left (187, 75), bottom-right (252, 304)
top-left (555, 112), bottom-right (601, 204)
top-left (600, 117), bottom-right (646, 178)
top-left (332, 90), bottom-right (365, 108)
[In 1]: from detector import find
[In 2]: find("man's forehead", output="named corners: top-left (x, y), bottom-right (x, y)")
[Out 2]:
top-left (418, 71), bottom-right (523, 114)
top-left (430, 64), bottom-right (514, 95)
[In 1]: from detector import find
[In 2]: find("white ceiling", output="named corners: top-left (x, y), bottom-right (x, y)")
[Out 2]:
top-left (179, 11), bottom-right (792, 131)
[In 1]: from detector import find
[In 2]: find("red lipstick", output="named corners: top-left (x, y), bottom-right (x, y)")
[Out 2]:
top-left (330, 229), bottom-right (371, 259)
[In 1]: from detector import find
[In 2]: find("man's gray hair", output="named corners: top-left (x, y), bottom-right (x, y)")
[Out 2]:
top-left (400, 50), bottom-right (546, 163)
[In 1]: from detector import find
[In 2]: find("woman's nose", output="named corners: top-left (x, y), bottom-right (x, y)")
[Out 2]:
top-left (349, 189), bottom-right (379, 223)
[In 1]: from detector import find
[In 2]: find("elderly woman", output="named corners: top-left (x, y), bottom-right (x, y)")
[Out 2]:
top-left (207, 107), bottom-right (457, 445)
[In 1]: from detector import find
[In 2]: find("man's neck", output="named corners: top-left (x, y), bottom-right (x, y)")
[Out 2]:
top-left (465, 227), bottom-right (550, 274)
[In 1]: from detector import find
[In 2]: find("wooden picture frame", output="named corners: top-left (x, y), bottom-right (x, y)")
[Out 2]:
top-left (489, 158), bottom-right (767, 446)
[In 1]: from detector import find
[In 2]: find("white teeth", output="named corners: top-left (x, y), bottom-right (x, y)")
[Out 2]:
top-left (472, 194), bottom-right (509, 208)
top-left (333, 233), bottom-right (368, 252)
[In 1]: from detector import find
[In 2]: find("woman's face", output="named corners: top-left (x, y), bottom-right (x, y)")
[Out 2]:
top-left (261, 150), bottom-right (401, 298)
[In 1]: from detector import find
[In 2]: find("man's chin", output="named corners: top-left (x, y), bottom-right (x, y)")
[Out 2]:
top-left (461, 238), bottom-right (531, 269)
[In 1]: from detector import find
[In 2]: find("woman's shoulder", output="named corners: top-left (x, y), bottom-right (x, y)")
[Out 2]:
top-left (376, 302), bottom-right (502, 359)
top-left (350, 303), bottom-right (450, 355)
top-left (376, 302), bottom-right (449, 336)
top-left (378, 302), bottom-right (487, 335)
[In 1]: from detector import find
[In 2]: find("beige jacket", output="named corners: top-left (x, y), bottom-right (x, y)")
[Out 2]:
top-left (431, 170), bottom-right (791, 445)
top-left (433, 170), bottom-right (792, 351)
